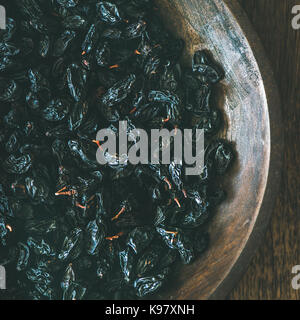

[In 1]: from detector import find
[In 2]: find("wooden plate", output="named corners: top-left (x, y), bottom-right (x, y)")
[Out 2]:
top-left (154, 0), bottom-right (283, 300)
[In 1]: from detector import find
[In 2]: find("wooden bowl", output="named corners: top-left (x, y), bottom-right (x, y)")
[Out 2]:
top-left (154, 0), bottom-right (283, 300)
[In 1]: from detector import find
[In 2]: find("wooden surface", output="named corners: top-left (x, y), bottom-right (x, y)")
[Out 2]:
top-left (229, 0), bottom-right (300, 300)
top-left (155, 0), bottom-right (282, 300)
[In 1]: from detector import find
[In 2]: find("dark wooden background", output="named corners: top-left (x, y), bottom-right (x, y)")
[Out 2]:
top-left (228, 0), bottom-right (300, 300)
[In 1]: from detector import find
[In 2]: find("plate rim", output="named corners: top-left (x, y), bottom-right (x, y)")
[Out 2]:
top-left (208, 0), bottom-right (284, 300)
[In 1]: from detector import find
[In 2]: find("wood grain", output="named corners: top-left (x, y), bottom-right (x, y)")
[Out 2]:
top-left (229, 0), bottom-right (300, 300)
top-left (154, 0), bottom-right (282, 300)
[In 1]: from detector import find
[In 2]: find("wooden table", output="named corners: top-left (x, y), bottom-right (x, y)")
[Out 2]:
top-left (229, 0), bottom-right (300, 300)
